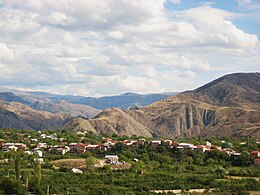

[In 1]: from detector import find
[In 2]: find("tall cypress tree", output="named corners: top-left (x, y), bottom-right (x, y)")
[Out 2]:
top-left (15, 157), bottom-right (20, 181)
top-left (34, 159), bottom-right (42, 185)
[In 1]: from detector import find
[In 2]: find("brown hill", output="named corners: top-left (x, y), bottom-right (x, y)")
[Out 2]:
top-left (64, 73), bottom-right (260, 138)
top-left (31, 100), bottom-right (100, 118)
top-left (0, 101), bottom-right (66, 130)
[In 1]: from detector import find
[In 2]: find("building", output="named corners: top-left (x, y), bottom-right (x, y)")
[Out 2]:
top-left (178, 143), bottom-right (194, 150)
top-left (164, 140), bottom-right (173, 148)
top-left (69, 143), bottom-right (86, 154)
top-left (14, 143), bottom-right (27, 150)
top-left (250, 151), bottom-right (260, 159)
top-left (97, 143), bottom-right (110, 151)
top-left (150, 140), bottom-right (161, 147)
top-left (105, 155), bottom-right (119, 163)
top-left (86, 144), bottom-right (98, 151)
top-left (37, 143), bottom-right (47, 148)
top-left (194, 145), bottom-right (207, 152)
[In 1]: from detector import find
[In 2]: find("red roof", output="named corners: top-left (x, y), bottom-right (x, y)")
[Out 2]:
top-left (250, 151), bottom-right (260, 154)
top-left (196, 145), bottom-right (206, 149)
top-left (76, 143), bottom-right (85, 147)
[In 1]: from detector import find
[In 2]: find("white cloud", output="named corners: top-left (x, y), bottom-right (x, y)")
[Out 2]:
top-left (0, 1), bottom-right (258, 96)
top-left (236, 0), bottom-right (252, 5)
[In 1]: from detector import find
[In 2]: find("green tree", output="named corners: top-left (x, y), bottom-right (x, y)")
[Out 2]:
top-left (33, 159), bottom-right (42, 185)
top-left (0, 178), bottom-right (28, 195)
top-left (85, 157), bottom-right (96, 172)
top-left (15, 157), bottom-right (21, 181)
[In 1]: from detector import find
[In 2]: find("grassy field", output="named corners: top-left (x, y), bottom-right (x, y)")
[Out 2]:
top-left (51, 158), bottom-right (86, 168)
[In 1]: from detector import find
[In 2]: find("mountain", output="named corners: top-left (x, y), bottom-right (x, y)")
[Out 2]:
top-left (31, 100), bottom-right (99, 118)
top-left (65, 92), bottom-right (177, 110)
top-left (22, 92), bottom-right (176, 110)
top-left (0, 101), bottom-right (65, 130)
top-left (64, 73), bottom-right (260, 138)
top-left (0, 92), bottom-right (31, 105)
top-left (0, 90), bottom-right (174, 131)
top-left (0, 92), bottom-right (100, 119)
top-left (0, 89), bottom-right (176, 110)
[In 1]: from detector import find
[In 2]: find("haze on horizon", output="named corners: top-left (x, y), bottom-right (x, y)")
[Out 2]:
top-left (0, 0), bottom-right (259, 97)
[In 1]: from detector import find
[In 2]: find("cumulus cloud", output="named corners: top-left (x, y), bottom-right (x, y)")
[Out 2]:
top-left (0, 0), bottom-right (259, 96)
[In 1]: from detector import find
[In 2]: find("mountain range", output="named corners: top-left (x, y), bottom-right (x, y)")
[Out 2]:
top-left (0, 90), bottom-right (175, 130)
top-left (65, 72), bottom-right (260, 138)
top-left (0, 72), bottom-right (259, 138)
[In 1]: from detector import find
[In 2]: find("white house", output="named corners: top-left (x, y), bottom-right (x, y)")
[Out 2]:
top-left (105, 155), bottom-right (119, 163)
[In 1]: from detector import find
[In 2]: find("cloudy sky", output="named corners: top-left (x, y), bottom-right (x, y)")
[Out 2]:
top-left (0, 0), bottom-right (259, 96)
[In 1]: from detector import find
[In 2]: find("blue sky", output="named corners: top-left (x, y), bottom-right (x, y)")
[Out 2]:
top-left (166, 0), bottom-right (260, 36)
top-left (0, 0), bottom-right (259, 96)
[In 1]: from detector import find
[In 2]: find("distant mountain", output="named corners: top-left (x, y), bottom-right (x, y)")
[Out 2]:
top-left (31, 100), bottom-right (100, 118)
top-left (19, 91), bottom-right (176, 110)
top-left (0, 92), bottom-right (31, 105)
top-left (64, 73), bottom-right (260, 138)
top-left (0, 90), bottom-right (175, 131)
top-left (64, 92), bottom-right (177, 110)
top-left (0, 89), bottom-right (176, 110)
top-left (0, 92), bottom-right (100, 119)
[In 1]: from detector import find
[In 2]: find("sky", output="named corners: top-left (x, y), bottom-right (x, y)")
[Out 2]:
top-left (0, 0), bottom-right (259, 97)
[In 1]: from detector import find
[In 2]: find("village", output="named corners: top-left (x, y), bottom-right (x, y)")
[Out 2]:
top-left (0, 129), bottom-right (260, 170)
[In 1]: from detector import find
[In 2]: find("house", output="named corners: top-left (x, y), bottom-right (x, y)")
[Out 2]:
top-left (250, 151), bottom-right (260, 159)
top-left (37, 143), bottom-right (47, 148)
top-left (194, 145), bottom-right (207, 152)
top-left (163, 139), bottom-right (172, 146)
top-left (164, 140), bottom-right (173, 148)
top-left (150, 140), bottom-right (161, 147)
top-left (69, 143), bottom-right (86, 154)
top-left (31, 138), bottom-right (38, 142)
top-left (53, 147), bottom-right (67, 155)
top-left (14, 143), bottom-right (27, 150)
top-left (3, 143), bottom-right (17, 151)
top-left (97, 143), bottom-right (110, 151)
top-left (176, 146), bottom-right (184, 150)
top-left (231, 152), bottom-right (242, 159)
top-left (7, 145), bottom-right (18, 151)
top-left (3, 143), bottom-right (14, 148)
top-left (131, 139), bottom-right (145, 147)
top-left (40, 134), bottom-right (46, 139)
top-left (222, 148), bottom-right (235, 155)
top-left (206, 141), bottom-right (212, 147)
top-left (178, 143), bottom-right (194, 150)
top-left (105, 155), bottom-right (119, 163)
top-left (86, 144), bottom-right (98, 151)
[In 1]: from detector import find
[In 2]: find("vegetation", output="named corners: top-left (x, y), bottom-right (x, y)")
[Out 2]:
top-left (0, 128), bottom-right (259, 194)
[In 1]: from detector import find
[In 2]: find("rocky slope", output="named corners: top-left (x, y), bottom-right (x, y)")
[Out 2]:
top-left (64, 73), bottom-right (260, 138)
top-left (31, 100), bottom-right (100, 118)
top-left (0, 92), bottom-right (100, 119)
top-left (0, 101), bottom-right (66, 130)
